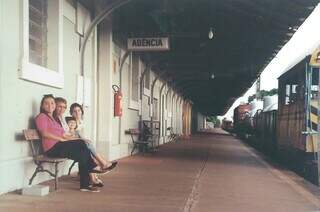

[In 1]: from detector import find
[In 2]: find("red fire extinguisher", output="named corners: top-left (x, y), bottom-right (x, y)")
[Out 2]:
top-left (112, 85), bottom-right (122, 117)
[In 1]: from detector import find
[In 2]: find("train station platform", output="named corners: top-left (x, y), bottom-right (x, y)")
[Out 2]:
top-left (1, 129), bottom-right (320, 212)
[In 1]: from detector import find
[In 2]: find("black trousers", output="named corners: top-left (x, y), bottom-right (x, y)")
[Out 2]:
top-left (46, 140), bottom-right (96, 188)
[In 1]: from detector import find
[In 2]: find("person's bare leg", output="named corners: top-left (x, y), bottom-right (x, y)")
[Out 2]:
top-left (94, 153), bottom-right (112, 168)
top-left (92, 157), bottom-right (100, 166)
top-left (89, 173), bottom-right (97, 183)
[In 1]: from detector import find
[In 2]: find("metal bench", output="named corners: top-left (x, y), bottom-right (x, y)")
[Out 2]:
top-left (167, 127), bottom-right (178, 143)
top-left (23, 129), bottom-right (67, 190)
top-left (125, 129), bottom-right (150, 155)
top-left (142, 121), bottom-right (160, 150)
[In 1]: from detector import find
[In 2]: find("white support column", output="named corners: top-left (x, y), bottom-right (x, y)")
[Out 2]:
top-left (179, 98), bottom-right (184, 135)
top-left (171, 92), bottom-right (176, 133)
top-left (96, 19), bottom-right (114, 160)
top-left (175, 96), bottom-right (180, 134)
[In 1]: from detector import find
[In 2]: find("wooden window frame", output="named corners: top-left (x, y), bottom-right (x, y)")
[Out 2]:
top-left (20, 0), bottom-right (64, 88)
top-left (143, 62), bottom-right (151, 96)
top-left (129, 54), bottom-right (140, 110)
top-left (29, 0), bottom-right (48, 66)
top-left (153, 97), bottom-right (158, 120)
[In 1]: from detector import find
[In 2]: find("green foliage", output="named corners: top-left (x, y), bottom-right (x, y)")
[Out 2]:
top-left (206, 116), bottom-right (215, 122)
top-left (248, 94), bottom-right (256, 103)
top-left (215, 118), bottom-right (221, 127)
top-left (206, 116), bottom-right (220, 126)
top-left (248, 89), bottom-right (278, 103)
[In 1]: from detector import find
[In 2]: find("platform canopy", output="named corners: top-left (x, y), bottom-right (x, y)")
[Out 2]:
top-left (84, 0), bottom-right (319, 115)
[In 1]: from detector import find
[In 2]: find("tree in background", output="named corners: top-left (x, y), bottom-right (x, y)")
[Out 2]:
top-left (206, 116), bottom-right (221, 127)
top-left (248, 88), bottom-right (278, 103)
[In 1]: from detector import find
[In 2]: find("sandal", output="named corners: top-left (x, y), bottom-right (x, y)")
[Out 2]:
top-left (91, 167), bottom-right (109, 175)
top-left (103, 161), bottom-right (118, 171)
top-left (91, 181), bottom-right (104, 187)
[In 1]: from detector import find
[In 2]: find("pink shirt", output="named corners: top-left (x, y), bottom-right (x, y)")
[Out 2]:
top-left (35, 113), bottom-right (64, 152)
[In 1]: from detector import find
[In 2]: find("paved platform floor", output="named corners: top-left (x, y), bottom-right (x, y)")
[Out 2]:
top-left (1, 129), bottom-right (320, 212)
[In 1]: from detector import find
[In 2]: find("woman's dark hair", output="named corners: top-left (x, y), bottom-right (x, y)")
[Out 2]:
top-left (40, 94), bottom-right (55, 114)
top-left (69, 103), bottom-right (84, 116)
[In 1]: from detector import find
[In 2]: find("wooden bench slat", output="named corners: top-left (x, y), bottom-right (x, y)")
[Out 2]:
top-left (36, 155), bottom-right (67, 163)
top-left (23, 129), bottom-right (40, 140)
top-left (125, 129), bottom-right (140, 135)
top-left (125, 128), bottom-right (150, 155)
top-left (23, 128), bottom-right (67, 190)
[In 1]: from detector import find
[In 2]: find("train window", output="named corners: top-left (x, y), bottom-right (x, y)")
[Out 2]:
top-left (311, 85), bottom-right (318, 91)
top-left (290, 84), bottom-right (299, 103)
top-left (280, 69), bottom-right (305, 107)
top-left (283, 83), bottom-right (301, 105)
top-left (292, 85), bottom-right (298, 93)
top-left (285, 84), bottom-right (290, 105)
top-left (311, 68), bottom-right (319, 100)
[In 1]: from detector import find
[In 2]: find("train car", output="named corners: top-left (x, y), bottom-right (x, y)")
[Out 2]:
top-left (239, 97), bottom-right (277, 153)
top-left (253, 109), bottom-right (277, 155)
top-left (233, 104), bottom-right (251, 124)
top-left (233, 104), bottom-right (252, 137)
top-left (277, 51), bottom-right (320, 184)
top-left (221, 118), bottom-right (233, 131)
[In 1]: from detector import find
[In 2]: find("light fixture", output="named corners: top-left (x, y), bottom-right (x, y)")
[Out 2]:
top-left (211, 73), bottom-right (215, 79)
top-left (208, 28), bottom-right (214, 39)
top-left (299, 17), bottom-right (306, 22)
top-left (288, 26), bottom-right (298, 31)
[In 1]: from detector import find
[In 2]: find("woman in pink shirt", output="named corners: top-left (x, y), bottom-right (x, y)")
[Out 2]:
top-left (35, 94), bottom-right (107, 192)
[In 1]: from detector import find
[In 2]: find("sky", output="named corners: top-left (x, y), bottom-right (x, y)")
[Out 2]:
top-left (220, 3), bottom-right (320, 120)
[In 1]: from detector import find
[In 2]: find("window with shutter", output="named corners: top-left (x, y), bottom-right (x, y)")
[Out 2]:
top-left (29, 0), bottom-right (47, 67)
top-left (20, 0), bottom-right (63, 88)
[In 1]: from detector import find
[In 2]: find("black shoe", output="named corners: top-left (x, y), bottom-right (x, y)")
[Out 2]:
top-left (103, 161), bottom-right (118, 171)
top-left (80, 186), bottom-right (100, 192)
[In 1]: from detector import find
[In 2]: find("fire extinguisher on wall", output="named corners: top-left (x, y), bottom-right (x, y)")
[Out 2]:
top-left (112, 85), bottom-right (122, 117)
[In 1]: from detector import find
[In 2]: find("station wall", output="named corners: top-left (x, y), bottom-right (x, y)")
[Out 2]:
top-left (0, 0), bottom-right (96, 194)
top-left (0, 0), bottom-right (193, 194)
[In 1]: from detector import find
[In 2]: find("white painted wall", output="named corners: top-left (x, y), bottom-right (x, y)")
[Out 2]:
top-left (0, 0), bottom-right (189, 195)
top-left (96, 18), bottom-right (114, 160)
top-left (0, 0), bottom-right (97, 194)
top-left (97, 38), bottom-right (169, 158)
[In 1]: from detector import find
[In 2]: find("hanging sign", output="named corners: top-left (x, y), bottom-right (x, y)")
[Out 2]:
top-left (127, 37), bottom-right (170, 51)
